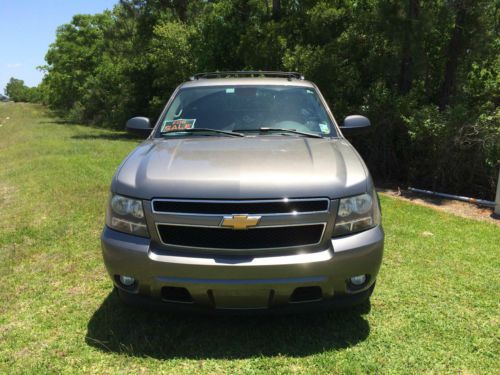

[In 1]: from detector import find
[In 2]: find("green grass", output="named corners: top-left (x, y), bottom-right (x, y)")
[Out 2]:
top-left (0, 103), bottom-right (498, 374)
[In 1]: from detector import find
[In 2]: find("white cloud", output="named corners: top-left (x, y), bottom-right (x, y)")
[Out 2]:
top-left (6, 63), bottom-right (22, 68)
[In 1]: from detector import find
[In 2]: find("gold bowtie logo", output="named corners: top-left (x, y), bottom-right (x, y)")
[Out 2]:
top-left (221, 215), bottom-right (261, 230)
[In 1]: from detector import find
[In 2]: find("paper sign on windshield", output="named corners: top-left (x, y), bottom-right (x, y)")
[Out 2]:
top-left (161, 119), bottom-right (196, 132)
top-left (319, 123), bottom-right (330, 134)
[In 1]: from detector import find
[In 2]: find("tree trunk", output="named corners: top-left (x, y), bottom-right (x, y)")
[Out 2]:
top-left (398, 0), bottom-right (419, 95)
top-left (172, 0), bottom-right (188, 23)
top-left (272, 0), bottom-right (281, 20)
top-left (438, 2), bottom-right (467, 110)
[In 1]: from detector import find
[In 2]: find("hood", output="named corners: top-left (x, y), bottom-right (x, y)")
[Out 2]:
top-left (112, 136), bottom-right (368, 200)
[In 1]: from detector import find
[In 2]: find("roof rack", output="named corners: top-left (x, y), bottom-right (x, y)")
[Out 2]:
top-left (190, 71), bottom-right (305, 81)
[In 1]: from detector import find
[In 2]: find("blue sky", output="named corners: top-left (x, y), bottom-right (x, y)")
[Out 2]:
top-left (0, 0), bottom-right (118, 94)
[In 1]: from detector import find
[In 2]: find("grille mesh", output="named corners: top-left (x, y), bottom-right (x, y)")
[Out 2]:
top-left (157, 224), bottom-right (325, 249)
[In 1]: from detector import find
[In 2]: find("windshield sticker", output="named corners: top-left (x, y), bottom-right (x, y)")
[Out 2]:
top-left (319, 123), bottom-right (330, 134)
top-left (225, 88), bottom-right (235, 94)
top-left (161, 119), bottom-right (196, 132)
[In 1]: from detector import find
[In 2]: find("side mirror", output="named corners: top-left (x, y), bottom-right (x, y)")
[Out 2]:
top-left (340, 115), bottom-right (371, 136)
top-left (126, 116), bottom-right (152, 137)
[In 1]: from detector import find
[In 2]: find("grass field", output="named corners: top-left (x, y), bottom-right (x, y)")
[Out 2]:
top-left (0, 103), bottom-right (498, 374)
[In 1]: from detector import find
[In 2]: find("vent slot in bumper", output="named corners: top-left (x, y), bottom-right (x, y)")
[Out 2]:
top-left (290, 286), bottom-right (323, 303)
top-left (161, 286), bottom-right (193, 303)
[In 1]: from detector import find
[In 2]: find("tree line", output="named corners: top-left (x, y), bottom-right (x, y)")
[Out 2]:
top-left (5, 0), bottom-right (499, 199)
top-left (4, 78), bottom-right (45, 103)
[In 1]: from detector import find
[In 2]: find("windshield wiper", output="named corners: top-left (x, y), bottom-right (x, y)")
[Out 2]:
top-left (233, 127), bottom-right (323, 138)
top-left (161, 128), bottom-right (245, 137)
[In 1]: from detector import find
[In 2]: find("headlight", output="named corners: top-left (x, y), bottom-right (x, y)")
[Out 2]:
top-left (106, 194), bottom-right (149, 237)
top-left (333, 190), bottom-right (380, 237)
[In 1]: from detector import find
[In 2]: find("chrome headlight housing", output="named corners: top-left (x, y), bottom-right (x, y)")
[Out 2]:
top-left (106, 193), bottom-right (149, 237)
top-left (333, 190), bottom-right (381, 237)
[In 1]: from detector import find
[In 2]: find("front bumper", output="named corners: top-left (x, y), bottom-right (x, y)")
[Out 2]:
top-left (101, 225), bottom-right (384, 311)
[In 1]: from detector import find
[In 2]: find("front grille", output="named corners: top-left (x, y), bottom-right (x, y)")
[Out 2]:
top-left (156, 224), bottom-right (325, 249)
top-left (152, 199), bottom-right (329, 215)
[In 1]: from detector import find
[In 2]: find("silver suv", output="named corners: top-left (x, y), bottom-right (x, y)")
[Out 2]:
top-left (101, 71), bottom-right (384, 312)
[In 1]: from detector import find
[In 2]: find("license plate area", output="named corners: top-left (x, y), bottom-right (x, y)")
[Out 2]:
top-left (209, 288), bottom-right (272, 309)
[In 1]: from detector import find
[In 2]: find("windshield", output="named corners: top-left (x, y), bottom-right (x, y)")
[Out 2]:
top-left (156, 85), bottom-right (336, 137)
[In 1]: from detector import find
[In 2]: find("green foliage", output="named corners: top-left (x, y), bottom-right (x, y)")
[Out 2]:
top-left (148, 20), bottom-right (196, 115)
top-left (42, 13), bottom-right (113, 118)
top-left (5, 78), bottom-right (27, 102)
top-left (37, 0), bottom-right (499, 198)
top-left (4, 78), bottom-right (44, 103)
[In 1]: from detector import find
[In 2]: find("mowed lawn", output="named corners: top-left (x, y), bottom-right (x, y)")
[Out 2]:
top-left (0, 103), bottom-right (498, 374)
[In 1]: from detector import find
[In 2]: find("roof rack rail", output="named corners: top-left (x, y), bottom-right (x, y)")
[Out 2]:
top-left (190, 71), bottom-right (305, 81)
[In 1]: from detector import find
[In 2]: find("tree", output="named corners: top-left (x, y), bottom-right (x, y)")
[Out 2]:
top-left (5, 78), bottom-right (30, 102)
top-left (398, 0), bottom-right (419, 95)
top-left (42, 13), bottom-right (113, 116)
top-left (272, 0), bottom-right (281, 20)
top-left (438, 0), bottom-right (470, 109)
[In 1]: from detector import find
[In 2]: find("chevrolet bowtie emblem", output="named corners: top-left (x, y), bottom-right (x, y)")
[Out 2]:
top-left (221, 214), bottom-right (261, 230)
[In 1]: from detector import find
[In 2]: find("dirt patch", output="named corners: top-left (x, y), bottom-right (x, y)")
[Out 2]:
top-left (0, 183), bottom-right (16, 209)
top-left (378, 188), bottom-right (499, 226)
top-left (0, 114), bottom-right (10, 127)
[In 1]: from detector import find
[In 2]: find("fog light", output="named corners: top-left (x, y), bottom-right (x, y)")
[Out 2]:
top-left (350, 275), bottom-right (367, 286)
top-left (119, 275), bottom-right (135, 286)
